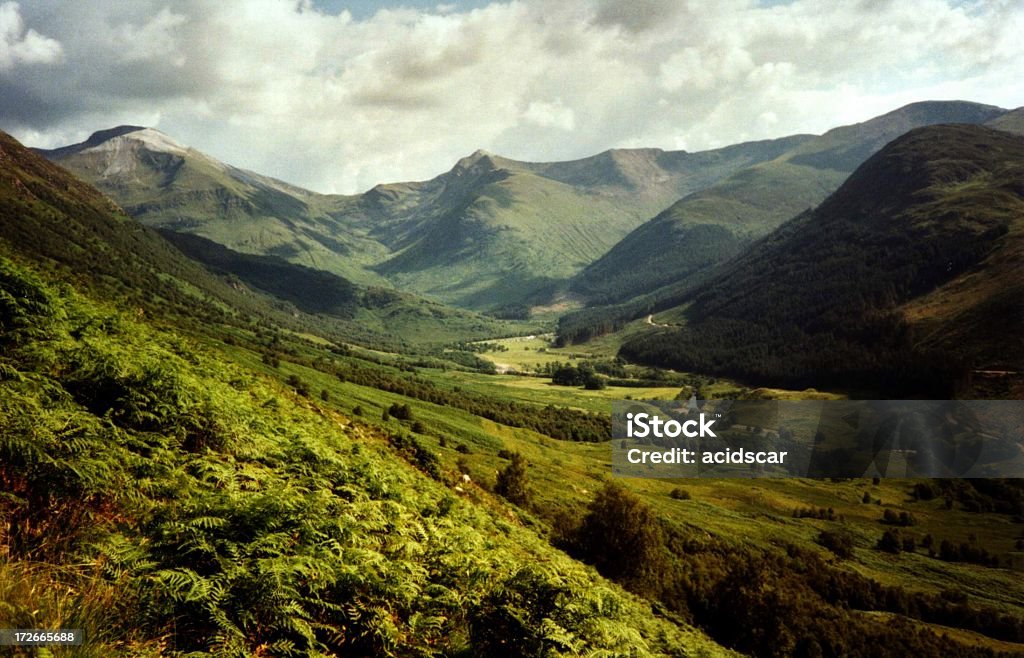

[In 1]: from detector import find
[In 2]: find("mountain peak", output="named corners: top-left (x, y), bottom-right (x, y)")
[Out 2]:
top-left (80, 126), bottom-right (189, 157)
top-left (38, 125), bottom-right (191, 161)
top-left (453, 148), bottom-right (502, 170)
top-left (80, 125), bottom-right (148, 147)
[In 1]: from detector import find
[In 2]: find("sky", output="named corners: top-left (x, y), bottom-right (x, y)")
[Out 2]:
top-left (1, 0), bottom-right (1022, 194)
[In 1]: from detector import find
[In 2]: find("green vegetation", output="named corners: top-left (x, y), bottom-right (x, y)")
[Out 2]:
top-left (7, 108), bottom-right (1024, 657)
top-left (619, 125), bottom-right (1024, 397)
top-left (0, 254), bottom-right (727, 656)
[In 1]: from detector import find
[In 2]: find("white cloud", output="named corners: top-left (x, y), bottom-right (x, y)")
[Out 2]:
top-left (115, 6), bottom-right (188, 65)
top-left (0, 2), bottom-right (61, 70)
top-left (522, 100), bottom-right (575, 131)
top-left (2, 0), bottom-right (1023, 193)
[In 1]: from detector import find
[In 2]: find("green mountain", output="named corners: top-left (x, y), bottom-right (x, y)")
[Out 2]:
top-left (36, 126), bottom-right (387, 286)
top-left (573, 101), bottom-right (1009, 304)
top-left (358, 138), bottom-right (810, 309)
top-left (41, 126), bottom-right (808, 312)
top-left (618, 124), bottom-right (1024, 397)
top-left (9, 130), bottom-right (526, 350)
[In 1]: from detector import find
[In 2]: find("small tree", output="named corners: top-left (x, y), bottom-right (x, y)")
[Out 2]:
top-left (495, 452), bottom-right (530, 506)
top-left (574, 482), bottom-right (666, 591)
top-left (877, 529), bottom-right (902, 554)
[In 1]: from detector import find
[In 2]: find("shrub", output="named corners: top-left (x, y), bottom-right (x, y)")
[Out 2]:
top-left (573, 482), bottom-right (667, 591)
top-left (388, 402), bottom-right (413, 420)
top-left (669, 488), bottom-right (691, 501)
top-left (817, 528), bottom-right (855, 559)
top-left (495, 453), bottom-right (530, 506)
top-left (882, 509), bottom-right (917, 527)
top-left (877, 529), bottom-right (902, 554)
top-left (793, 506), bottom-right (839, 521)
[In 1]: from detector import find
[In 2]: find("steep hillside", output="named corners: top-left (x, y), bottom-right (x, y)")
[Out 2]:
top-left (0, 251), bottom-right (733, 656)
top-left (575, 101), bottom-right (1008, 303)
top-left (619, 124), bottom-right (1024, 396)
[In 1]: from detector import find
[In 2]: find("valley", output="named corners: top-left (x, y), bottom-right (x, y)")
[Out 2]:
top-left (2, 97), bottom-right (1024, 657)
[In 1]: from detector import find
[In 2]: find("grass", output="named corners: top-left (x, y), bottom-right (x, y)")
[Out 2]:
top-left (236, 334), bottom-right (1024, 632)
top-left (0, 561), bottom-right (164, 657)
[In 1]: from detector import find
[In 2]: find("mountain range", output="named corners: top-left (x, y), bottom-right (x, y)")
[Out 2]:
top-left (38, 100), bottom-right (1017, 318)
top-left (37, 123), bottom-right (807, 311)
top-left (2, 129), bottom-right (523, 352)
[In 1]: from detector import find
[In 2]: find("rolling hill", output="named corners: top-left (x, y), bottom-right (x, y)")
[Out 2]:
top-left (573, 101), bottom-right (1009, 304)
top-left (618, 124), bottom-right (1024, 396)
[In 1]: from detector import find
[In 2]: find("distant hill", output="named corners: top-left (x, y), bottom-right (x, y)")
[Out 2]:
top-left (987, 107), bottom-right (1024, 135)
top-left (40, 126), bottom-right (807, 311)
top-left (5, 130), bottom-right (526, 349)
top-left (617, 124), bottom-right (1024, 396)
top-left (573, 101), bottom-right (1008, 304)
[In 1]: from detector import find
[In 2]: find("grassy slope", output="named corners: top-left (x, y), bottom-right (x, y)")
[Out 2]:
top-left (0, 257), bottom-right (728, 656)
